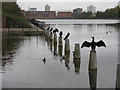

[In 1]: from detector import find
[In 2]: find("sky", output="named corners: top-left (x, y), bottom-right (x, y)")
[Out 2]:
top-left (17, 0), bottom-right (119, 12)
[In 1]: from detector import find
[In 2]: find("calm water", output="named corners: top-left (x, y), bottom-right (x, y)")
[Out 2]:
top-left (2, 19), bottom-right (119, 88)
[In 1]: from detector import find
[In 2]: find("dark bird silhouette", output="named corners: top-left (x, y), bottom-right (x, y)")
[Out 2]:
top-left (55, 28), bottom-right (59, 33)
top-left (106, 32), bottom-right (108, 34)
top-left (59, 31), bottom-right (63, 36)
top-left (50, 27), bottom-right (53, 32)
top-left (46, 27), bottom-right (50, 30)
top-left (42, 58), bottom-right (46, 64)
top-left (64, 32), bottom-right (70, 40)
top-left (53, 29), bottom-right (56, 33)
top-left (81, 37), bottom-right (106, 51)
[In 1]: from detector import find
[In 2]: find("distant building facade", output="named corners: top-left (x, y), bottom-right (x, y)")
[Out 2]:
top-left (25, 11), bottom-right (56, 19)
top-left (45, 5), bottom-right (50, 11)
top-left (73, 8), bottom-right (83, 18)
top-left (87, 5), bottom-right (96, 13)
top-left (57, 11), bottom-right (73, 19)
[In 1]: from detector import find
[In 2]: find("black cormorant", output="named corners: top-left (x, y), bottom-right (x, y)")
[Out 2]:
top-left (81, 37), bottom-right (106, 51)
top-left (42, 58), bottom-right (46, 64)
top-left (59, 31), bottom-right (63, 36)
top-left (50, 27), bottom-right (53, 32)
top-left (55, 28), bottom-right (59, 33)
top-left (64, 32), bottom-right (70, 40)
top-left (46, 27), bottom-right (50, 30)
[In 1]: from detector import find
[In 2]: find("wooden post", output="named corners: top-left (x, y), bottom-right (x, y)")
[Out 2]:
top-left (49, 32), bottom-right (53, 51)
top-left (58, 36), bottom-right (63, 57)
top-left (116, 64), bottom-right (120, 89)
top-left (73, 43), bottom-right (81, 60)
top-left (74, 58), bottom-right (80, 74)
top-left (89, 50), bottom-right (97, 70)
top-left (54, 33), bottom-right (57, 55)
top-left (64, 39), bottom-right (70, 57)
top-left (89, 69), bottom-right (97, 89)
top-left (50, 32), bottom-right (53, 42)
top-left (64, 52), bottom-right (70, 71)
top-left (73, 43), bottom-right (81, 74)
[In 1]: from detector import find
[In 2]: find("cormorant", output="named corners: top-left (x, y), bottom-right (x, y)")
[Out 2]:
top-left (46, 27), bottom-right (50, 30)
top-left (59, 31), bottom-right (63, 36)
top-left (81, 37), bottom-right (106, 51)
top-left (42, 58), bottom-right (46, 64)
top-left (50, 27), bottom-right (53, 32)
top-left (55, 28), bottom-right (59, 33)
top-left (53, 29), bottom-right (56, 33)
top-left (64, 32), bottom-right (70, 40)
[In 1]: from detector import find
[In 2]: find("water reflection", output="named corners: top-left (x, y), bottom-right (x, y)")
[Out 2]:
top-left (116, 64), bottom-right (120, 89)
top-left (73, 58), bottom-right (80, 74)
top-left (2, 23), bottom-right (118, 88)
top-left (64, 52), bottom-right (70, 71)
top-left (88, 69), bottom-right (97, 90)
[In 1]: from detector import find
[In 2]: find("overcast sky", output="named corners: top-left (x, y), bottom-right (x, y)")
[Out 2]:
top-left (17, 0), bottom-right (119, 12)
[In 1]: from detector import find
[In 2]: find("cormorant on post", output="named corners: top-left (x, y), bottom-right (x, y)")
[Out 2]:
top-left (53, 29), bottom-right (56, 33)
top-left (59, 31), bottom-right (63, 36)
top-left (55, 28), bottom-right (59, 33)
top-left (50, 27), bottom-right (53, 32)
top-left (64, 32), bottom-right (70, 40)
top-left (42, 58), bottom-right (46, 64)
top-left (81, 37), bottom-right (106, 51)
top-left (46, 27), bottom-right (50, 30)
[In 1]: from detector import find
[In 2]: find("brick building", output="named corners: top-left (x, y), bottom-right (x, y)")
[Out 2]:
top-left (57, 12), bottom-right (73, 19)
top-left (25, 11), bottom-right (56, 19)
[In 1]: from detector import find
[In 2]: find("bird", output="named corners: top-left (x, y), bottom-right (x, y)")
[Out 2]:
top-left (55, 28), bottom-right (59, 33)
top-left (46, 27), bottom-right (50, 30)
top-left (81, 37), bottom-right (106, 51)
top-left (42, 58), bottom-right (46, 64)
top-left (50, 27), bottom-right (53, 32)
top-left (106, 32), bottom-right (108, 34)
top-left (59, 31), bottom-right (63, 36)
top-left (64, 32), bottom-right (70, 40)
top-left (53, 29), bottom-right (57, 33)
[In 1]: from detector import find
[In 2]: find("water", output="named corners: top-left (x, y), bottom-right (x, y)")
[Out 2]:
top-left (2, 19), bottom-right (119, 88)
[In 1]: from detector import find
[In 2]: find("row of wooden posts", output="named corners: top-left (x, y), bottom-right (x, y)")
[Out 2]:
top-left (44, 30), bottom-right (120, 89)
top-left (44, 30), bottom-right (97, 70)
top-left (44, 30), bottom-right (97, 88)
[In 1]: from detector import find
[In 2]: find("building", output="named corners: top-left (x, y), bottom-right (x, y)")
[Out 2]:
top-left (25, 11), bottom-right (56, 19)
top-left (87, 5), bottom-right (96, 13)
top-left (73, 8), bottom-right (83, 18)
top-left (73, 8), bottom-right (82, 14)
top-left (45, 5), bottom-right (50, 11)
top-left (57, 11), bottom-right (73, 19)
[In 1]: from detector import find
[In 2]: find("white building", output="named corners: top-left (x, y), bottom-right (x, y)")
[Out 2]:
top-left (87, 5), bottom-right (96, 13)
top-left (45, 5), bottom-right (50, 11)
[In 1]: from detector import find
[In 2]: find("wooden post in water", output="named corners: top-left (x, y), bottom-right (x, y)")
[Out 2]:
top-left (58, 36), bottom-right (63, 57)
top-left (50, 32), bottom-right (53, 51)
top-left (50, 32), bottom-right (53, 42)
top-left (73, 43), bottom-right (81, 74)
top-left (116, 64), bottom-right (120, 89)
top-left (73, 43), bottom-right (81, 60)
top-left (74, 58), bottom-right (80, 74)
top-left (89, 50), bottom-right (97, 70)
top-left (89, 69), bottom-right (97, 89)
top-left (64, 39), bottom-right (70, 57)
top-left (54, 33), bottom-right (57, 55)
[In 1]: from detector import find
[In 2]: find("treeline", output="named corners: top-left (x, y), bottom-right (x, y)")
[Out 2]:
top-left (2, 2), bottom-right (31, 28)
top-left (76, 6), bottom-right (120, 19)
